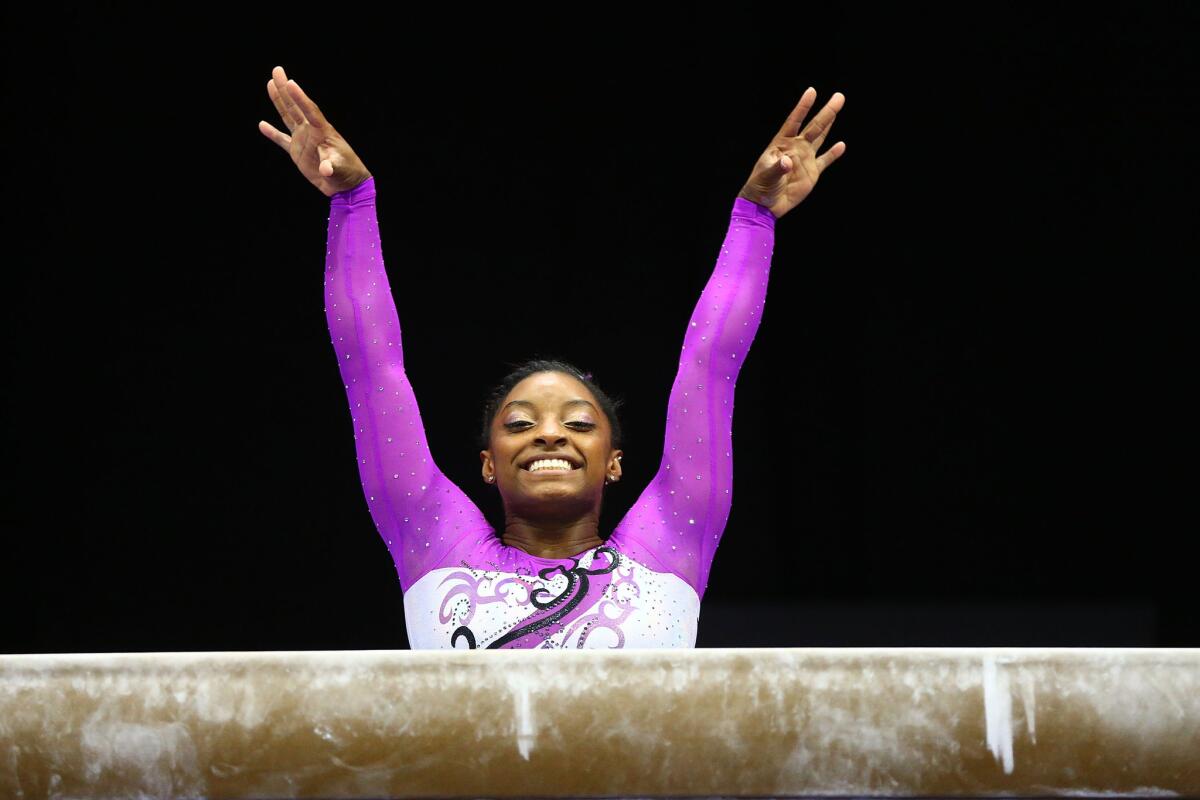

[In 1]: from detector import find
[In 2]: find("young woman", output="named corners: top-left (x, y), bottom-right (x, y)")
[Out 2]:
top-left (259, 66), bottom-right (846, 649)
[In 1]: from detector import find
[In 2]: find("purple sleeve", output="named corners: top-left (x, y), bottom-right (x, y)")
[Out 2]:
top-left (609, 196), bottom-right (776, 602)
top-left (325, 177), bottom-right (493, 593)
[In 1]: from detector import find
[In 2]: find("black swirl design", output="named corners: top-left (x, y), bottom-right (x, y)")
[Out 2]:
top-left (450, 546), bottom-right (621, 649)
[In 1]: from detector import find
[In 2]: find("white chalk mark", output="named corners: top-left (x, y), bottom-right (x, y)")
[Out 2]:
top-left (983, 654), bottom-right (1014, 775)
top-left (512, 677), bottom-right (537, 760)
top-left (1018, 670), bottom-right (1037, 745)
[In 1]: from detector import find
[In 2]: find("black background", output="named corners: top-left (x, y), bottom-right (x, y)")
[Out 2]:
top-left (2, 7), bottom-right (1195, 651)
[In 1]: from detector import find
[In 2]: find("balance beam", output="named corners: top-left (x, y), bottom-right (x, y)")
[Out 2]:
top-left (2, 648), bottom-right (1197, 798)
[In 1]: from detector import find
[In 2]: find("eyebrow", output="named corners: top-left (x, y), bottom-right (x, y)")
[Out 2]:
top-left (502, 399), bottom-right (598, 413)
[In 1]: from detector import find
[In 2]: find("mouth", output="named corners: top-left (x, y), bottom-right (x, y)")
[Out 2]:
top-left (521, 456), bottom-right (582, 473)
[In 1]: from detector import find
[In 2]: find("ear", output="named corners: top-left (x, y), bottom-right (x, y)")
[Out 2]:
top-left (607, 449), bottom-right (624, 483)
top-left (480, 449), bottom-right (494, 484)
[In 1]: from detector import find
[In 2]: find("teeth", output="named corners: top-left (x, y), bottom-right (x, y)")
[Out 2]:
top-left (528, 458), bottom-right (573, 472)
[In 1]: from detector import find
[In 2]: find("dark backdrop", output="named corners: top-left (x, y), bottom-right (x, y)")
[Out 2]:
top-left (3, 8), bottom-right (1194, 651)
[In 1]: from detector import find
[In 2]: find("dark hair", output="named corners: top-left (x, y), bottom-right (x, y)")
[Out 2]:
top-left (478, 358), bottom-right (624, 451)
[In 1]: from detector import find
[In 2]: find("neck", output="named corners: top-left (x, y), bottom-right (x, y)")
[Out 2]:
top-left (501, 515), bottom-right (605, 559)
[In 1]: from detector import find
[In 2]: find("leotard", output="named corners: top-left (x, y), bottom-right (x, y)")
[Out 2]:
top-left (325, 177), bottom-right (775, 648)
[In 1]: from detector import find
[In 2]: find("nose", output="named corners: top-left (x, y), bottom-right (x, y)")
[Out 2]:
top-left (533, 417), bottom-right (569, 446)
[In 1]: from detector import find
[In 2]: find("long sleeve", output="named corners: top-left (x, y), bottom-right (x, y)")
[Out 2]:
top-left (609, 196), bottom-right (776, 603)
top-left (325, 177), bottom-right (493, 593)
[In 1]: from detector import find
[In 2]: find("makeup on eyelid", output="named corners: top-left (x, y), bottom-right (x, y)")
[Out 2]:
top-left (504, 419), bottom-right (596, 428)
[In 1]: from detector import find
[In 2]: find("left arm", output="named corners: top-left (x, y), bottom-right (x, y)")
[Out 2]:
top-left (611, 197), bottom-right (776, 601)
top-left (609, 87), bottom-right (847, 601)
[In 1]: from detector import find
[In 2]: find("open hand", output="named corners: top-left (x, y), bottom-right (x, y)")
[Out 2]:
top-left (738, 88), bottom-right (846, 219)
top-left (257, 66), bottom-right (372, 197)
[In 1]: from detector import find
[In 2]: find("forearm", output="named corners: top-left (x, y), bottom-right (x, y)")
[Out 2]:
top-left (325, 177), bottom-right (408, 374)
top-left (677, 196), bottom-right (776, 382)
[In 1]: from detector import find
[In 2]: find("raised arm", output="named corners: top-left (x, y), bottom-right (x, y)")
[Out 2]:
top-left (325, 179), bottom-right (492, 592)
top-left (259, 66), bottom-right (491, 593)
top-left (610, 198), bottom-right (775, 600)
top-left (609, 87), bottom-right (847, 602)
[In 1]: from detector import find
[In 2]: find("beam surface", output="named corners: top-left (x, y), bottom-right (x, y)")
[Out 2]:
top-left (2, 648), bottom-right (1197, 798)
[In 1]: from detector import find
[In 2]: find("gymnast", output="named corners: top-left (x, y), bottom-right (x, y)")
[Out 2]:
top-left (258, 66), bottom-right (846, 649)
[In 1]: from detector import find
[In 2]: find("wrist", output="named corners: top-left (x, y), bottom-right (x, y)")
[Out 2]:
top-left (737, 187), bottom-right (770, 207)
top-left (738, 189), bottom-right (780, 218)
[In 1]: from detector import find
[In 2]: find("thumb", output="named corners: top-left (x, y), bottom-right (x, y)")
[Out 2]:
top-left (775, 152), bottom-right (792, 172)
top-left (319, 159), bottom-right (334, 177)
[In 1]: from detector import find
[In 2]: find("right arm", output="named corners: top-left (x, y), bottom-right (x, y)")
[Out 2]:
top-left (258, 66), bottom-right (493, 591)
top-left (325, 177), bottom-right (492, 592)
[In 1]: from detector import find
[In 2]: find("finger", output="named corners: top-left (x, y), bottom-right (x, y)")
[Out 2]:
top-left (266, 79), bottom-right (299, 133)
top-left (809, 115), bottom-right (835, 152)
top-left (801, 92), bottom-right (845, 147)
top-left (285, 79), bottom-right (330, 131)
top-left (257, 119), bottom-right (292, 150)
top-left (270, 67), bottom-right (305, 131)
top-left (777, 87), bottom-right (817, 139)
top-left (815, 141), bottom-right (847, 173)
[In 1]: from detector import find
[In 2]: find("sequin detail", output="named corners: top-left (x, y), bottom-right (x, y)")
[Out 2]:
top-left (326, 178), bottom-right (773, 648)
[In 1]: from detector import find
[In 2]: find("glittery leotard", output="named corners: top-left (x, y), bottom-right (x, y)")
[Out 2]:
top-left (326, 177), bottom-right (775, 648)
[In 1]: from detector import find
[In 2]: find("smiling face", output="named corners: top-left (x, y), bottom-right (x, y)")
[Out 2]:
top-left (480, 371), bottom-right (623, 518)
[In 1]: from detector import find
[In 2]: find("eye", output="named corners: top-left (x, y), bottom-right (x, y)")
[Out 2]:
top-left (502, 421), bottom-right (595, 432)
